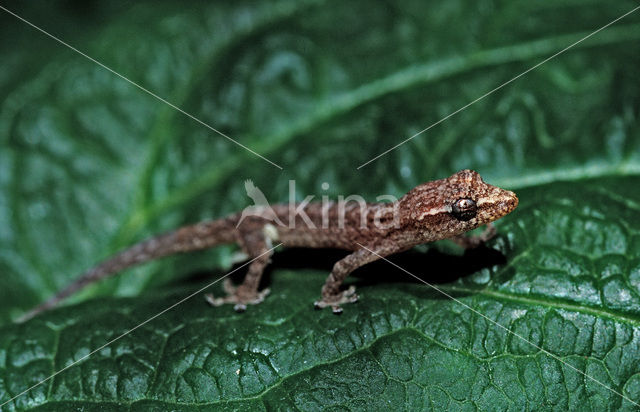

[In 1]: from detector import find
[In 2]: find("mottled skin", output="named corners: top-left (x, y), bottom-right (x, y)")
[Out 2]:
top-left (19, 170), bottom-right (518, 321)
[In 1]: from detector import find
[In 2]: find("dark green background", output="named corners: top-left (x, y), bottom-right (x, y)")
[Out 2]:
top-left (1, 1), bottom-right (640, 410)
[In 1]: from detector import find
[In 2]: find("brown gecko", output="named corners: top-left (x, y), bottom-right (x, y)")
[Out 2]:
top-left (18, 170), bottom-right (517, 321)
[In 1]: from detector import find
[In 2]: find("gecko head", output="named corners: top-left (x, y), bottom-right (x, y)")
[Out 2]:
top-left (401, 169), bottom-right (518, 237)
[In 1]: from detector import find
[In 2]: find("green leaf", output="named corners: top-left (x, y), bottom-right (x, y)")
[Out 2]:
top-left (1, 0), bottom-right (640, 410)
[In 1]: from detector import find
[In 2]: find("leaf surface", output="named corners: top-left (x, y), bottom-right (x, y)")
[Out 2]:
top-left (1, 1), bottom-right (640, 410)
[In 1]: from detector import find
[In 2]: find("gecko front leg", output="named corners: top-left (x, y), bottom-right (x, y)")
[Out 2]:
top-left (315, 244), bottom-right (403, 314)
top-left (205, 225), bottom-right (275, 311)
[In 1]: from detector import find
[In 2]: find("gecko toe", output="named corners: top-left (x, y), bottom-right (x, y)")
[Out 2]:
top-left (315, 286), bottom-right (358, 313)
top-left (205, 285), bottom-right (270, 311)
top-left (205, 293), bottom-right (224, 307)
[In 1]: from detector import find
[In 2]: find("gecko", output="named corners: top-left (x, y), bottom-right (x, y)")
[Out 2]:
top-left (18, 169), bottom-right (518, 321)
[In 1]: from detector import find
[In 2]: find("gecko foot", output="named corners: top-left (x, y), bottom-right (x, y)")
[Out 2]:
top-left (205, 279), bottom-right (270, 312)
top-left (314, 285), bottom-right (359, 315)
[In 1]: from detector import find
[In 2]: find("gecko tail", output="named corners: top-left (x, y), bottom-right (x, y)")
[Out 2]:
top-left (17, 270), bottom-right (116, 323)
top-left (16, 220), bottom-right (236, 323)
top-left (15, 233), bottom-right (178, 323)
top-left (17, 292), bottom-right (69, 323)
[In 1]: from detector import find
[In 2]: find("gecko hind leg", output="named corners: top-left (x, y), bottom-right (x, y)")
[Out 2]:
top-left (205, 229), bottom-right (273, 312)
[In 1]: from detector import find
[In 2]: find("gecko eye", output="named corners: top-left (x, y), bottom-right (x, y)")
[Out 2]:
top-left (451, 198), bottom-right (477, 221)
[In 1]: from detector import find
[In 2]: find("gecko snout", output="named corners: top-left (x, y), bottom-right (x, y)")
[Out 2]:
top-left (481, 185), bottom-right (518, 221)
top-left (498, 189), bottom-right (518, 216)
